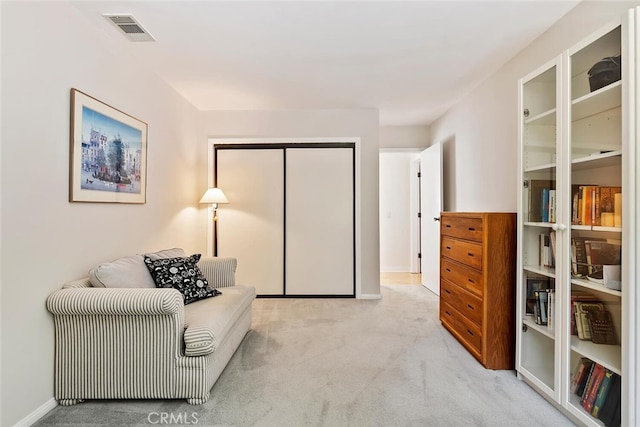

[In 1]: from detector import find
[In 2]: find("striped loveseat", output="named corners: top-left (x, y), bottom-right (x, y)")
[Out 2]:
top-left (46, 256), bottom-right (255, 405)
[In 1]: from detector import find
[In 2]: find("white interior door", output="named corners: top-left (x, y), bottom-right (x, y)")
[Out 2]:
top-left (285, 148), bottom-right (354, 295)
top-left (420, 143), bottom-right (443, 295)
top-left (216, 149), bottom-right (285, 295)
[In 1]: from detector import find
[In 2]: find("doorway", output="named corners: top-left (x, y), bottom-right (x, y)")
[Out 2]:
top-left (379, 145), bottom-right (443, 294)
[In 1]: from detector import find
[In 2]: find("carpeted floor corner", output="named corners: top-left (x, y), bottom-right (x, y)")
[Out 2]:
top-left (33, 285), bottom-right (576, 427)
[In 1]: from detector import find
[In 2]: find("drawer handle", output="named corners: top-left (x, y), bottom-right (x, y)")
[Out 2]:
top-left (445, 289), bottom-right (451, 294)
top-left (468, 227), bottom-right (476, 231)
top-left (468, 278), bottom-right (475, 283)
top-left (446, 268), bottom-right (451, 272)
top-left (467, 304), bottom-right (474, 310)
top-left (445, 224), bottom-right (452, 228)
top-left (466, 329), bottom-right (474, 337)
top-left (446, 246), bottom-right (452, 250)
top-left (467, 253), bottom-right (474, 257)
top-left (445, 310), bottom-right (452, 316)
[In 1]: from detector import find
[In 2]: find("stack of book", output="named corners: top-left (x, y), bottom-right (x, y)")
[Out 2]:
top-left (525, 179), bottom-right (556, 223)
top-left (526, 277), bottom-right (554, 328)
top-left (570, 358), bottom-right (621, 426)
top-left (571, 291), bottom-right (617, 345)
top-left (571, 185), bottom-right (621, 226)
top-left (571, 237), bottom-right (621, 279)
top-left (539, 231), bottom-right (558, 269)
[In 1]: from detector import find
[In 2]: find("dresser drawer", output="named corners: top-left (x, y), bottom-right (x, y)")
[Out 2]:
top-left (440, 279), bottom-right (483, 326)
top-left (440, 257), bottom-right (484, 297)
top-left (441, 216), bottom-right (483, 242)
top-left (440, 300), bottom-right (482, 356)
top-left (441, 236), bottom-right (483, 270)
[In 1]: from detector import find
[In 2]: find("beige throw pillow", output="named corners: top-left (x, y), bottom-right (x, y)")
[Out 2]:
top-left (88, 248), bottom-right (186, 288)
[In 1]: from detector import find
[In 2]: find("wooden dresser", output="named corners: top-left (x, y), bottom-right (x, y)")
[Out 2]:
top-left (439, 212), bottom-right (516, 369)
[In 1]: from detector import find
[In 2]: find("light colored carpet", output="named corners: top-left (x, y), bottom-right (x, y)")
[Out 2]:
top-left (34, 285), bottom-right (576, 426)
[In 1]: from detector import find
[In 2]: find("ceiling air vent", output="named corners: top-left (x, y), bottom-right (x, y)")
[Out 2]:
top-left (103, 14), bottom-right (155, 42)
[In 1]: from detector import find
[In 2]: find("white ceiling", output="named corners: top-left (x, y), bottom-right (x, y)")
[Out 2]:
top-left (71, 1), bottom-right (580, 126)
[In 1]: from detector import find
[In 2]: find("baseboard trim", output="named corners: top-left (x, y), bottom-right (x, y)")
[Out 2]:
top-left (14, 397), bottom-right (57, 427)
top-left (358, 293), bottom-right (381, 300)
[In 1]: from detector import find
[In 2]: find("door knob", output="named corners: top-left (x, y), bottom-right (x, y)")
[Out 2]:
top-left (434, 217), bottom-right (440, 221)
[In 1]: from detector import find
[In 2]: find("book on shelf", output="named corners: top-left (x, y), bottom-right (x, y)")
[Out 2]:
top-left (549, 231), bottom-right (557, 269)
top-left (572, 236), bottom-right (606, 277)
top-left (570, 358), bottom-right (594, 394)
top-left (526, 179), bottom-right (555, 222)
top-left (535, 290), bottom-right (549, 326)
top-left (574, 301), bottom-right (605, 340)
top-left (599, 186), bottom-right (622, 226)
top-left (592, 187), bottom-right (600, 226)
top-left (570, 291), bottom-right (600, 336)
top-left (576, 361), bottom-right (596, 399)
top-left (598, 373), bottom-right (621, 426)
top-left (579, 185), bottom-right (598, 226)
top-left (592, 369), bottom-right (615, 418)
top-left (547, 289), bottom-right (555, 329)
top-left (526, 277), bottom-right (551, 316)
top-left (539, 188), bottom-right (557, 223)
top-left (571, 185), bottom-right (622, 227)
top-left (585, 240), bottom-right (621, 275)
top-left (587, 309), bottom-right (617, 345)
top-left (582, 363), bottom-right (606, 413)
top-left (539, 233), bottom-right (552, 268)
top-left (571, 185), bottom-right (581, 224)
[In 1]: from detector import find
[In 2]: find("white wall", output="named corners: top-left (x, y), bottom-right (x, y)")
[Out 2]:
top-left (379, 151), bottom-right (418, 272)
top-left (430, 0), bottom-right (640, 213)
top-left (379, 125), bottom-right (430, 149)
top-left (0, 3), bottom-right (206, 425)
top-left (199, 110), bottom-right (380, 297)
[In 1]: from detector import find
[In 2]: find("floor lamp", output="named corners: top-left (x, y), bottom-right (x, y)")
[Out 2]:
top-left (200, 188), bottom-right (229, 256)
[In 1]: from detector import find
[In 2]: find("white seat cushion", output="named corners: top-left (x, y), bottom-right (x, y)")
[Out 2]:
top-left (183, 285), bottom-right (256, 356)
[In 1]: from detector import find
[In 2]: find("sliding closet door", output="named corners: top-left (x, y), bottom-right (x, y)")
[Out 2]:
top-left (285, 148), bottom-right (354, 295)
top-left (216, 149), bottom-right (284, 295)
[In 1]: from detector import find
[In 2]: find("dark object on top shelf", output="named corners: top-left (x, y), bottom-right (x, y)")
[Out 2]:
top-left (588, 55), bottom-right (621, 92)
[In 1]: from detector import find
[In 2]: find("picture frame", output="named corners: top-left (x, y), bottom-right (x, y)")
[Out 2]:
top-left (69, 88), bottom-right (147, 203)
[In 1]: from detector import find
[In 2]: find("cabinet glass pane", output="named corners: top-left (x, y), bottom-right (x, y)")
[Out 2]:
top-left (567, 25), bottom-right (622, 426)
top-left (520, 63), bottom-right (559, 395)
top-left (523, 66), bottom-right (557, 171)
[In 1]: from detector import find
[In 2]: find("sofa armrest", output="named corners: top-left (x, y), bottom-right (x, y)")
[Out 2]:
top-left (46, 288), bottom-right (183, 316)
top-left (197, 257), bottom-right (237, 289)
top-left (48, 287), bottom-right (187, 401)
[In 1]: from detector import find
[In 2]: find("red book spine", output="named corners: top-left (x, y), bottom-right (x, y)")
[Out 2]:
top-left (583, 363), bottom-right (605, 413)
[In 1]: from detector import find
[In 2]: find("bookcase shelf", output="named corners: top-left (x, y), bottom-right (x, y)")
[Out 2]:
top-left (524, 162), bottom-right (557, 174)
top-left (571, 277), bottom-right (622, 297)
top-left (523, 221), bottom-right (555, 228)
top-left (523, 317), bottom-right (555, 339)
top-left (523, 264), bottom-right (556, 279)
top-left (525, 108), bottom-right (557, 125)
top-left (517, 15), bottom-right (635, 426)
top-left (568, 395), bottom-right (606, 427)
top-left (571, 150), bottom-right (622, 171)
top-left (572, 81), bottom-right (622, 122)
top-left (570, 337), bottom-right (622, 375)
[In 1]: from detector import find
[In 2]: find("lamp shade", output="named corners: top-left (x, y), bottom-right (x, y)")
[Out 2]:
top-left (199, 188), bottom-right (229, 204)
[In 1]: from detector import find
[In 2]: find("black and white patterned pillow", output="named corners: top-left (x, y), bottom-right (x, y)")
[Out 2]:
top-left (143, 254), bottom-right (221, 305)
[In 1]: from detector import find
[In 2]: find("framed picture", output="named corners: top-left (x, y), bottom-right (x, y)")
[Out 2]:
top-left (69, 88), bottom-right (147, 203)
